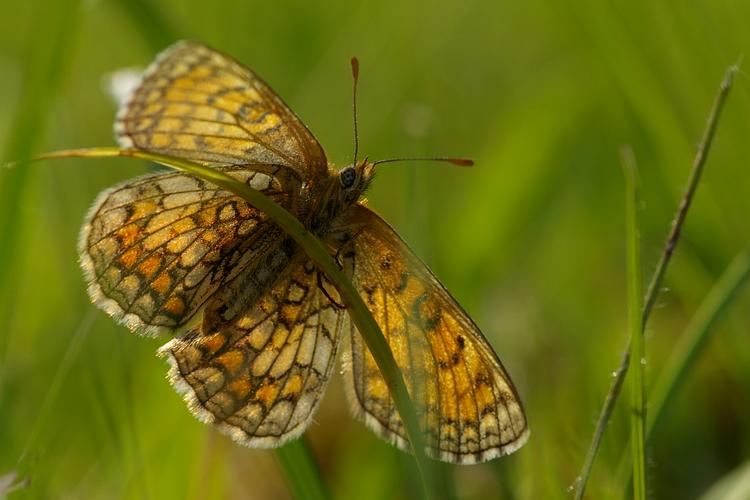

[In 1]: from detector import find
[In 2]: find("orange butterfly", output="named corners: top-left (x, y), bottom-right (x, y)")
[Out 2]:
top-left (80, 41), bottom-right (528, 463)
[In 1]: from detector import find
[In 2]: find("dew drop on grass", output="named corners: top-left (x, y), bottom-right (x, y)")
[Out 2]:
top-left (567, 476), bottom-right (582, 493)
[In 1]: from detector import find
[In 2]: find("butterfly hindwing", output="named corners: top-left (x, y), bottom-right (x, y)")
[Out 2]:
top-left (158, 258), bottom-right (347, 447)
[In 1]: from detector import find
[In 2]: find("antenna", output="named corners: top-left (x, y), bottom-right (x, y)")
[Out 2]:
top-left (349, 57), bottom-right (473, 170)
top-left (351, 57), bottom-right (360, 168)
top-left (372, 157), bottom-right (474, 167)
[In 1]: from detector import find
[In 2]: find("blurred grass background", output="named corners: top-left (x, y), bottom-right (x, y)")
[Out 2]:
top-left (1, 1), bottom-right (750, 498)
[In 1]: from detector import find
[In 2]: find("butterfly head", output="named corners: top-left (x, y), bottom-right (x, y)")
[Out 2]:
top-left (307, 159), bottom-right (373, 233)
top-left (337, 159), bottom-right (374, 204)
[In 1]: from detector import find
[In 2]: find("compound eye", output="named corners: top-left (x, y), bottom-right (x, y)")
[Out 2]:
top-left (339, 167), bottom-right (356, 188)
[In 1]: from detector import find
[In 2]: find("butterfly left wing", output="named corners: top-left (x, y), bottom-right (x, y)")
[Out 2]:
top-left (329, 205), bottom-right (528, 464)
top-left (80, 164), bottom-right (301, 335)
top-left (116, 41), bottom-right (328, 181)
top-left (158, 258), bottom-right (346, 447)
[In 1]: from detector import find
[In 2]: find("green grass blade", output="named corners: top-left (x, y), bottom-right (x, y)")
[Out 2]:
top-left (35, 146), bottom-right (436, 499)
top-left (640, 63), bottom-right (738, 328)
top-left (0, 0), bottom-right (80, 358)
top-left (622, 147), bottom-right (646, 500)
top-left (111, 0), bottom-right (180, 52)
top-left (614, 248), bottom-right (750, 492)
top-left (647, 248), bottom-right (750, 439)
top-left (700, 459), bottom-right (750, 500)
top-left (18, 309), bottom-right (96, 464)
top-left (275, 439), bottom-right (331, 500)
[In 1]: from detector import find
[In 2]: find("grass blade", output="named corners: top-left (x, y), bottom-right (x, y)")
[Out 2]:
top-left (0, 0), bottom-right (80, 358)
top-left (614, 248), bottom-right (750, 491)
top-left (275, 439), bottom-right (331, 500)
top-left (647, 248), bottom-right (750, 439)
top-left (34, 146), bottom-right (436, 499)
top-left (622, 147), bottom-right (646, 500)
top-left (18, 309), bottom-right (96, 464)
top-left (700, 459), bottom-right (750, 500)
top-left (111, 0), bottom-right (180, 52)
top-left (573, 62), bottom-right (738, 499)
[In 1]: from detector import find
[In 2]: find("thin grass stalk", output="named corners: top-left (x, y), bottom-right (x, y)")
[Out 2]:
top-left (18, 310), bottom-right (96, 464)
top-left (573, 63), bottom-right (738, 499)
top-left (613, 248), bottom-right (750, 492)
top-left (646, 248), bottom-right (750, 438)
top-left (34, 147), bottom-right (436, 500)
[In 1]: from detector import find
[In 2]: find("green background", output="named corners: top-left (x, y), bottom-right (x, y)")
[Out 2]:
top-left (2, 1), bottom-right (750, 498)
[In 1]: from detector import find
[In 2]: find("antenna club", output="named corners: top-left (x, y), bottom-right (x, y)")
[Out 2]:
top-left (351, 57), bottom-right (360, 80)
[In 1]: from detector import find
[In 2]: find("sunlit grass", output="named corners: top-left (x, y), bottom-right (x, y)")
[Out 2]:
top-left (2, 1), bottom-right (750, 499)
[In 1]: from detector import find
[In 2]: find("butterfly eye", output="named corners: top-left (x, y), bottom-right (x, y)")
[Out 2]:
top-left (339, 167), bottom-right (357, 188)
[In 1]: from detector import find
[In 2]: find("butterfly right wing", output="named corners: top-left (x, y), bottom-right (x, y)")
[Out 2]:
top-left (79, 165), bottom-right (295, 335)
top-left (116, 41), bottom-right (328, 181)
top-left (330, 205), bottom-right (528, 464)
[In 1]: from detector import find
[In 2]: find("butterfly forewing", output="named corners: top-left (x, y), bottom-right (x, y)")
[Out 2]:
top-left (330, 205), bottom-right (529, 464)
top-left (158, 258), bottom-right (347, 447)
top-left (115, 41), bottom-right (328, 180)
top-left (80, 165), bottom-right (295, 335)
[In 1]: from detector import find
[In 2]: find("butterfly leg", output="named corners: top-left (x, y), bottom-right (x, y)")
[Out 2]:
top-left (316, 226), bottom-right (369, 309)
top-left (316, 270), bottom-right (347, 309)
top-left (333, 227), bottom-right (366, 267)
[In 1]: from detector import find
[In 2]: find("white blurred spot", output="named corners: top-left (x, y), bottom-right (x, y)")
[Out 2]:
top-left (400, 102), bottom-right (435, 138)
top-left (102, 67), bottom-right (143, 107)
top-left (567, 477), bottom-right (581, 492)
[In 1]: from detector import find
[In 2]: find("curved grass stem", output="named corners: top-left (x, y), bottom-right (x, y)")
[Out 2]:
top-left (34, 146), bottom-right (435, 500)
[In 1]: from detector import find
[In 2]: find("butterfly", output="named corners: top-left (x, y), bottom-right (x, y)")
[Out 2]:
top-left (79, 41), bottom-right (528, 464)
